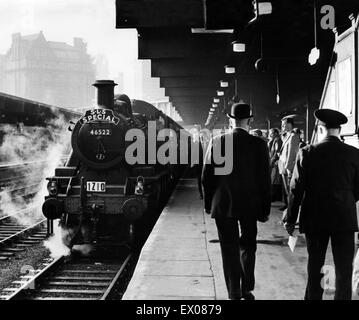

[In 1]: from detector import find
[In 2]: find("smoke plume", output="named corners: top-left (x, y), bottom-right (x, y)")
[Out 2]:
top-left (43, 222), bottom-right (71, 259)
top-left (0, 111), bottom-right (74, 257)
top-left (0, 114), bottom-right (70, 224)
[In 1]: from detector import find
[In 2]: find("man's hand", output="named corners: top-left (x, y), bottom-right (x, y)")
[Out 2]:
top-left (284, 222), bottom-right (295, 235)
top-left (258, 216), bottom-right (269, 223)
top-left (287, 169), bottom-right (293, 180)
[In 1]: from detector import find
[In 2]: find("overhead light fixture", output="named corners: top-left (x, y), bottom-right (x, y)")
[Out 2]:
top-left (220, 80), bottom-right (229, 87)
top-left (276, 67), bottom-right (280, 104)
top-left (217, 90), bottom-right (224, 96)
top-left (225, 65), bottom-right (235, 74)
top-left (232, 41), bottom-right (246, 52)
top-left (308, 3), bottom-right (320, 66)
top-left (308, 47), bottom-right (320, 65)
top-left (258, 2), bottom-right (272, 15)
top-left (213, 98), bottom-right (220, 103)
top-left (191, 28), bottom-right (234, 34)
top-left (249, 1), bottom-right (273, 24)
top-left (212, 104), bottom-right (218, 108)
top-left (210, 108), bottom-right (215, 112)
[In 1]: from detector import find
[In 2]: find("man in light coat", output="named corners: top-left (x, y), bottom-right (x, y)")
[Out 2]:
top-left (278, 116), bottom-right (300, 211)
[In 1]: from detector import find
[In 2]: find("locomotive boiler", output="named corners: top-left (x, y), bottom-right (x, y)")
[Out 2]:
top-left (42, 80), bottom-right (187, 253)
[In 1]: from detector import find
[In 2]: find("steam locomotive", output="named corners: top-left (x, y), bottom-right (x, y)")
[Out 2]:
top-left (42, 80), bottom-right (188, 253)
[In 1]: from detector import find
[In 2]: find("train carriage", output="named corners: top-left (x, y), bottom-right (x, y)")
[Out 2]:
top-left (314, 14), bottom-right (359, 146)
top-left (314, 13), bottom-right (359, 244)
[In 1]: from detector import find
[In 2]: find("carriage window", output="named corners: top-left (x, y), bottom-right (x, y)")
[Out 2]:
top-left (337, 57), bottom-right (352, 116)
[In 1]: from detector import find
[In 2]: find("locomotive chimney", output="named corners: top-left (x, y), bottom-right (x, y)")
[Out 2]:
top-left (92, 80), bottom-right (117, 110)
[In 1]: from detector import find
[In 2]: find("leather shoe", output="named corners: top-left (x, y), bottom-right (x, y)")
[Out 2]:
top-left (241, 292), bottom-right (255, 300)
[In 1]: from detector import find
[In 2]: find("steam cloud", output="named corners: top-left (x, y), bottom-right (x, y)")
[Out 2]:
top-left (43, 222), bottom-right (70, 259)
top-left (0, 110), bottom-right (73, 256)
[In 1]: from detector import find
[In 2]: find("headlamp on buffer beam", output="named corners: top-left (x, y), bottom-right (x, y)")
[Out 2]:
top-left (134, 176), bottom-right (144, 195)
top-left (47, 180), bottom-right (58, 196)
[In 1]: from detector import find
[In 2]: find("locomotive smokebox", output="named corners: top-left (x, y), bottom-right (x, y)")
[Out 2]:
top-left (93, 80), bottom-right (117, 110)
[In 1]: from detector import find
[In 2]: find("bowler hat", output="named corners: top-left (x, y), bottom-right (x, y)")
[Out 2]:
top-left (314, 109), bottom-right (347, 128)
top-left (227, 103), bottom-right (253, 119)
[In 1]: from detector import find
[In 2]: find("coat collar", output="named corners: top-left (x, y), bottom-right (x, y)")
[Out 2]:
top-left (320, 135), bottom-right (342, 143)
top-left (281, 130), bottom-right (293, 145)
top-left (232, 127), bottom-right (249, 135)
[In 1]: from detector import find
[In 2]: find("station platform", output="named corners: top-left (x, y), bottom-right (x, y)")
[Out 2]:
top-left (123, 179), bottom-right (359, 300)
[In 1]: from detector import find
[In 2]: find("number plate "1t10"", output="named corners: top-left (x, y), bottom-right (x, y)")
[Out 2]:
top-left (86, 181), bottom-right (106, 192)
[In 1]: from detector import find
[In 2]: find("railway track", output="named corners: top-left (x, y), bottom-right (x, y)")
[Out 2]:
top-left (0, 160), bottom-right (47, 186)
top-left (0, 160), bottom-right (55, 256)
top-left (0, 253), bottom-right (132, 300)
top-left (0, 158), bottom-right (66, 190)
top-left (0, 214), bottom-right (48, 260)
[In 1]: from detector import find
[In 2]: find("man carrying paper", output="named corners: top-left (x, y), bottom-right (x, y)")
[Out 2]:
top-left (284, 109), bottom-right (359, 300)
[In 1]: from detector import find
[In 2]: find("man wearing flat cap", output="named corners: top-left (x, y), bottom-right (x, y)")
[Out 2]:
top-left (202, 103), bottom-right (271, 300)
top-left (285, 108), bottom-right (359, 300)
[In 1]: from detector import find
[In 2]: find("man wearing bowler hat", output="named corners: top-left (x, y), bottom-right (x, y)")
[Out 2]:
top-left (202, 103), bottom-right (271, 300)
top-left (285, 108), bottom-right (359, 300)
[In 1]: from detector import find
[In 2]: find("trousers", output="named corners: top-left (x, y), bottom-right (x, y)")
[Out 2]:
top-left (281, 172), bottom-right (290, 205)
top-left (215, 217), bottom-right (257, 299)
top-left (304, 232), bottom-right (355, 300)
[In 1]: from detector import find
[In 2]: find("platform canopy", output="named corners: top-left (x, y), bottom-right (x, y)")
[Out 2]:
top-left (116, 0), bottom-right (358, 127)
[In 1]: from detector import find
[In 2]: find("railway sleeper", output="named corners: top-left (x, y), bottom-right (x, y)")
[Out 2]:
top-left (59, 270), bottom-right (117, 275)
top-left (13, 243), bottom-right (34, 247)
top-left (37, 289), bottom-right (105, 295)
top-left (31, 297), bottom-right (97, 300)
top-left (0, 226), bottom-right (28, 230)
top-left (45, 281), bottom-right (111, 287)
top-left (16, 240), bottom-right (42, 244)
top-left (48, 276), bottom-right (113, 281)
top-left (0, 251), bottom-right (15, 256)
top-left (2, 247), bottom-right (26, 252)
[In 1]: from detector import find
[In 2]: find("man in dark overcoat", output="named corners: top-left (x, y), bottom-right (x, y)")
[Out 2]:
top-left (285, 108), bottom-right (359, 300)
top-left (202, 103), bottom-right (271, 300)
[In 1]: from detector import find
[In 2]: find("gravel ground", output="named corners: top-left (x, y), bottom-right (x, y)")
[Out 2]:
top-left (0, 242), bottom-right (51, 291)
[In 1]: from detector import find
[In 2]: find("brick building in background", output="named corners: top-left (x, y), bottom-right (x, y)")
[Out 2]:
top-left (0, 31), bottom-right (95, 109)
